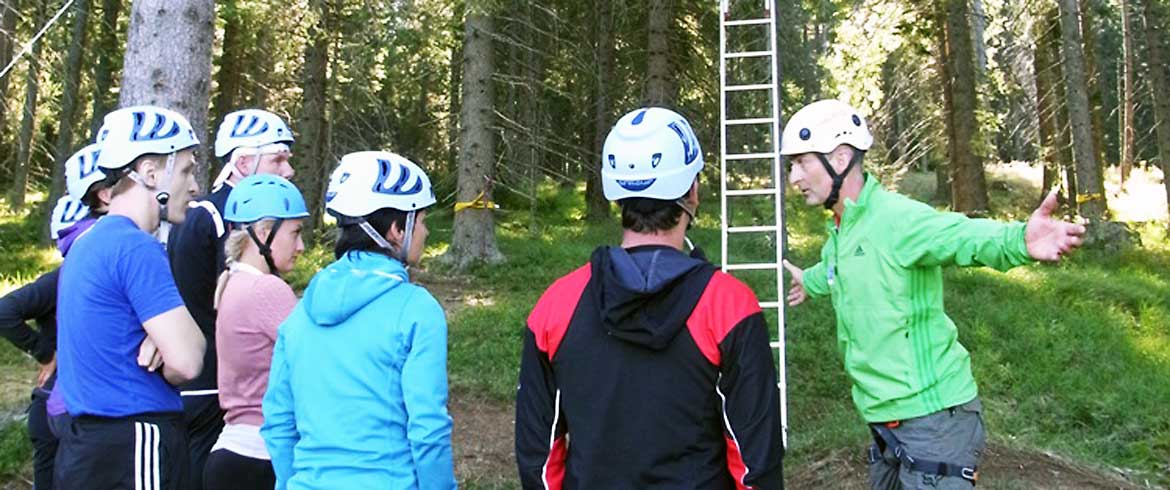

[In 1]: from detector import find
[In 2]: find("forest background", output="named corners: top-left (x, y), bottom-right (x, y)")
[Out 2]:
top-left (0, 0), bottom-right (1169, 488)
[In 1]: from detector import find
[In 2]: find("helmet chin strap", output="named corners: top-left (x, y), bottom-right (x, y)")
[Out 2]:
top-left (815, 150), bottom-right (864, 210)
top-left (245, 220), bottom-right (285, 277)
top-left (355, 211), bottom-right (417, 266)
top-left (127, 152), bottom-right (176, 224)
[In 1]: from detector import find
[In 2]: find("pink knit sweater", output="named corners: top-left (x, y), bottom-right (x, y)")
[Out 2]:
top-left (215, 267), bottom-right (298, 426)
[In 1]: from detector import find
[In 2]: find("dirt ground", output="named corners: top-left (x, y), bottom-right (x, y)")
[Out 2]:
top-left (427, 271), bottom-right (1160, 490)
top-left (448, 390), bottom-right (1155, 489)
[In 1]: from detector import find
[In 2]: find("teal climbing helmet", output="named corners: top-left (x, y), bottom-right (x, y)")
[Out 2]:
top-left (224, 174), bottom-right (310, 224)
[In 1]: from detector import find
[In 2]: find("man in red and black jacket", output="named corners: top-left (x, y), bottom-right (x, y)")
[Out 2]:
top-left (515, 107), bottom-right (784, 490)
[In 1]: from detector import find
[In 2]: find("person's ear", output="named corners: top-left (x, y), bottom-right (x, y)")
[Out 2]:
top-left (831, 145), bottom-right (854, 174)
top-left (385, 219), bottom-right (405, 245)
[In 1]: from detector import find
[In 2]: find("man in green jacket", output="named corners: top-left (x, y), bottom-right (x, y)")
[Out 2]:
top-left (780, 99), bottom-right (1086, 489)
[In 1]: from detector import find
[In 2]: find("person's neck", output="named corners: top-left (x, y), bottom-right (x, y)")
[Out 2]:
top-left (106, 190), bottom-right (159, 232)
top-left (831, 172), bottom-right (866, 219)
top-left (238, 250), bottom-right (271, 274)
top-left (620, 222), bottom-right (689, 251)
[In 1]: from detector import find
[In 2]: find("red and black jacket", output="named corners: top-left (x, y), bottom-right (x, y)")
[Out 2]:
top-left (516, 245), bottom-right (784, 490)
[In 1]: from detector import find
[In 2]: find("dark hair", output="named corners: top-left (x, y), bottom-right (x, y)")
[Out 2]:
top-left (619, 198), bottom-right (685, 233)
top-left (333, 207), bottom-right (410, 259)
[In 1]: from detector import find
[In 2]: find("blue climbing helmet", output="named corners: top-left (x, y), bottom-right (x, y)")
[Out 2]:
top-left (225, 174), bottom-right (310, 223)
top-left (223, 174), bottom-right (309, 275)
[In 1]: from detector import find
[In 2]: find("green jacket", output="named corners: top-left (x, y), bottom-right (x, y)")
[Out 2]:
top-left (803, 175), bottom-right (1032, 423)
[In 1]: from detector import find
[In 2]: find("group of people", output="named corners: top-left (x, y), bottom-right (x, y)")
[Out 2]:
top-left (0, 97), bottom-right (1085, 490)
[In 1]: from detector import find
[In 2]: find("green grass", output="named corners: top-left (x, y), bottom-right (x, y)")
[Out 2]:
top-left (2, 171), bottom-right (1168, 485)
top-left (420, 173), bottom-right (1170, 485)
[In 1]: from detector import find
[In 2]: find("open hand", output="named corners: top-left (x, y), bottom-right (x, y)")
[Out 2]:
top-left (1026, 190), bottom-right (1087, 262)
top-left (781, 260), bottom-right (808, 306)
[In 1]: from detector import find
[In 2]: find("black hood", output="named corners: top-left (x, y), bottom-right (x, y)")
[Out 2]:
top-left (591, 244), bottom-right (716, 350)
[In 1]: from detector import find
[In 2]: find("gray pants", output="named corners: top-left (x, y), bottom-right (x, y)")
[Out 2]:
top-left (868, 398), bottom-right (986, 490)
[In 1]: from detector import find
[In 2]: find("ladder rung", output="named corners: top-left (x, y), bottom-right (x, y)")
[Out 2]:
top-left (725, 18), bottom-right (772, 26)
top-left (725, 83), bottom-right (774, 92)
top-left (724, 263), bottom-right (782, 271)
top-left (725, 117), bottom-right (775, 125)
top-left (725, 50), bottom-right (773, 59)
top-left (769, 341), bottom-right (782, 348)
top-left (725, 188), bottom-right (778, 196)
top-left (727, 225), bottom-right (778, 233)
top-left (724, 152), bottom-right (777, 161)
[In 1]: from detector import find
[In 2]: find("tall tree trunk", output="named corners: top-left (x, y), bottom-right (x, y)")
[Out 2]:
top-left (119, 0), bottom-right (215, 189)
top-left (520, 0), bottom-right (545, 233)
top-left (447, 23), bottom-right (463, 176)
top-left (933, 3), bottom-right (952, 205)
top-left (644, 0), bottom-right (675, 106)
top-left (1035, 3), bottom-right (1062, 200)
top-left (1056, 0), bottom-right (1107, 221)
top-left (972, 0), bottom-right (987, 73)
top-left (444, 13), bottom-right (504, 268)
top-left (213, 0), bottom-right (244, 128)
top-left (88, 0), bottom-right (123, 139)
top-left (0, 0), bottom-right (19, 154)
top-left (46, 0), bottom-right (92, 238)
top-left (1120, 0), bottom-right (1136, 186)
top-left (247, 31), bottom-right (272, 107)
top-left (586, 0), bottom-right (614, 222)
top-left (1079, 0), bottom-right (1108, 168)
top-left (9, 0), bottom-right (46, 209)
top-left (1076, 0), bottom-right (1104, 170)
top-left (945, 0), bottom-right (989, 214)
top-left (1139, 0), bottom-right (1170, 218)
top-left (294, 1), bottom-right (329, 240)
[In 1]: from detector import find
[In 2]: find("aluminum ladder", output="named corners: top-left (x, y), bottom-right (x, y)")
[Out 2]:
top-left (718, 0), bottom-right (788, 448)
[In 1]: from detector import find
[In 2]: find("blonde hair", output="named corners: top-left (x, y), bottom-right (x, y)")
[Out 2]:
top-left (214, 219), bottom-right (276, 309)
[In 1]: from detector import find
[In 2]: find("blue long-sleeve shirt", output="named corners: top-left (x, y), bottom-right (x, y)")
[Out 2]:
top-left (262, 251), bottom-right (456, 490)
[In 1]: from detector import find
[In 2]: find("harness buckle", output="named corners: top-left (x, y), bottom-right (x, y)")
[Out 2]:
top-left (961, 467), bottom-right (978, 482)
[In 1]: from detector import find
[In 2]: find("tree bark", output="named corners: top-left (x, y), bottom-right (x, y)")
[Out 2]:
top-left (294, 1), bottom-right (330, 240)
top-left (972, 0), bottom-right (987, 73)
top-left (119, 0), bottom-right (215, 189)
top-left (447, 19), bottom-right (463, 176)
top-left (46, 0), bottom-right (92, 235)
top-left (945, 0), bottom-right (989, 214)
top-left (1139, 0), bottom-right (1170, 219)
top-left (0, 0), bottom-right (19, 151)
top-left (88, 0), bottom-right (121, 138)
top-left (586, 0), bottom-right (614, 222)
top-left (9, 0), bottom-right (46, 209)
top-left (520, 0), bottom-right (546, 233)
top-left (933, 2), bottom-right (952, 205)
top-left (1035, 3), bottom-right (1064, 201)
top-left (212, 0), bottom-right (244, 129)
top-left (1120, 0), bottom-right (1136, 185)
top-left (1079, 0), bottom-right (1108, 168)
top-left (444, 12), bottom-right (504, 268)
top-left (1056, 0), bottom-right (1107, 221)
top-left (644, 0), bottom-right (675, 106)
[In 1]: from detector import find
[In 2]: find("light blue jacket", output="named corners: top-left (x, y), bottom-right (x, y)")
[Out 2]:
top-left (262, 251), bottom-right (456, 490)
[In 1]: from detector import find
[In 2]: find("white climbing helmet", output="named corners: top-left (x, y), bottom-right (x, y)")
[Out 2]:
top-left (95, 105), bottom-right (200, 170)
top-left (325, 151), bottom-right (436, 219)
top-left (64, 143), bottom-right (106, 200)
top-left (601, 107), bottom-right (704, 201)
top-left (49, 194), bottom-right (90, 240)
top-left (213, 109), bottom-right (295, 158)
top-left (779, 99), bottom-right (873, 156)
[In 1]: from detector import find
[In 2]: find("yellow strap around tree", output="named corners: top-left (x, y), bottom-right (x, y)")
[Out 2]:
top-left (1076, 192), bottom-right (1104, 204)
top-left (454, 190), bottom-right (499, 213)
